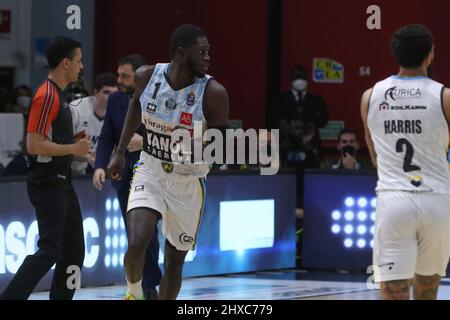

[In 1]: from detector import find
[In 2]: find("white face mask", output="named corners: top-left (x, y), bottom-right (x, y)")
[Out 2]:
top-left (17, 96), bottom-right (31, 109)
top-left (292, 79), bottom-right (308, 92)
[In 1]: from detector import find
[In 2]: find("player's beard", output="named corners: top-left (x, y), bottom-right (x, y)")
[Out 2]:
top-left (187, 54), bottom-right (205, 79)
top-left (120, 84), bottom-right (135, 95)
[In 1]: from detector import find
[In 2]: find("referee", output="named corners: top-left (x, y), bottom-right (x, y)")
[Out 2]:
top-left (0, 37), bottom-right (90, 300)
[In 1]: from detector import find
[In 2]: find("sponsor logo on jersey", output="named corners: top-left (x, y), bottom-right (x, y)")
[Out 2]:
top-left (384, 86), bottom-right (421, 101)
top-left (165, 98), bottom-right (177, 110)
top-left (379, 101), bottom-right (427, 111)
top-left (379, 101), bottom-right (389, 111)
top-left (146, 103), bottom-right (157, 114)
top-left (134, 185), bottom-right (144, 192)
top-left (144, 130), bottom-right (172, 162)
top-left (143, 116), bottom-right (171, 133)
top-left (161, 162), bottom-right (174, 173)
top-left (179, 232), bottom-right (194, 244)
top-left (186, 92), bottom-right (195, 106)
top-left (390, 105), bottom-right (427, 111)
top-left (179, 112), bottom-right (193, 126)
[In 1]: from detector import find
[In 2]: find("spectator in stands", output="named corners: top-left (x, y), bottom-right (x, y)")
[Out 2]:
top-left (2, 138), bottom-right (29, 177)
top-left (70, 72), bottom-right (119, 176)
top-left (5, 85), bottom-right (32, 119)
top-left (272, 64), bottom-right (329, 169)
top-left (330, 128), bottom-right (362, 170)
top-left (272, 65), bottom-right (329, 227)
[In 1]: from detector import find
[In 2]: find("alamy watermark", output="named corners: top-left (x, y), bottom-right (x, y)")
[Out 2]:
top-left (366, 265), bottom-right (381, 290)
top-left (66, 265), bottom-right (81, 290)
top-left (366, 5), bottom-right (381, 30)
top-left (146, 121), bottom-right (280, 175)
top-left (66, 5), bottom-right (81, 30)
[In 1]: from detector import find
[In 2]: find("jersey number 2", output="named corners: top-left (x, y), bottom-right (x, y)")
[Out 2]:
top-left (395, 138), bottom-right (421, 172)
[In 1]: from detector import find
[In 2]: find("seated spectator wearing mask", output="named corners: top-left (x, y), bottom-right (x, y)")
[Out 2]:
top-left (331, 128), bottom-right (362, 170)
top-left (6, 85), bottom-right (33, 119)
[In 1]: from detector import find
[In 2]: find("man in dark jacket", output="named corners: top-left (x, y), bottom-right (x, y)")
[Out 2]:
top-left (93, 55), bottom-right (161, 300)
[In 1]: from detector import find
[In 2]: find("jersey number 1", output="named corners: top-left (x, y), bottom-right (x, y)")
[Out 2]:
top-left (152, 82), bottom-right (161, 99)
top-left (396, 138), bottom-right (421, 172)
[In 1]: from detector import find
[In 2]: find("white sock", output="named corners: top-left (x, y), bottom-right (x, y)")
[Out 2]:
top-left (126, 278), bottom-right (143, 298)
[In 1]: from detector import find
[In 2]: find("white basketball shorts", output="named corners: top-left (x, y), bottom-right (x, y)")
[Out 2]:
top-left (127, 161), bottom-right (206, 251)
top-left (373, 191), bottom-right (450, 282)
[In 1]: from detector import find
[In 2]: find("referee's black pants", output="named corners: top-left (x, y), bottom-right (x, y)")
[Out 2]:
top-left (0, 165), bottom-right (85, 300)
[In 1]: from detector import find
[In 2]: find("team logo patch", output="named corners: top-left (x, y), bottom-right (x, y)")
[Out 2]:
top-left (165, 98), bottom-right (177, 110)
top-left (179, 232), bottom-right (194, 244)
top-left (410, 175), bottom-right (423, 187)
top-left (134, 185), bottom-right (144, 192)
top-left (379, 101), bottom-right (389, 111)
top-left (179, 112), bottom-right (193, 126)
top-left (161, 162), bottom-right (174, 173)
top-left (146, 103), bottom-right (157, 114)
top-left (186, 92), bottom-right (195, 106)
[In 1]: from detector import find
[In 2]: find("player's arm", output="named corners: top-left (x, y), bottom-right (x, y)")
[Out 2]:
top-left (204, 79), bottom-right (230, 129)
top-left (203, 79), bottom-right (229, 165)
top-left (115, 66), bottom-right (154, 155)
top-left (442, 87), bottom-right (450, 129)
top-left (360, 88), bottom-right (377, 169)
top-left (107, 66), bottom-right (154, 180)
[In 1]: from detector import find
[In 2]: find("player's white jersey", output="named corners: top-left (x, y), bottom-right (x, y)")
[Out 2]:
top-left (139, 63), bottom-right (211, 177)
top-left (70, 96), bottom-right (103, 174)
top-left (367, 75), bottom-right (450, 193)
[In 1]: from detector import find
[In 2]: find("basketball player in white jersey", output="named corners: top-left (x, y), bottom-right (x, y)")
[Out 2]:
top-left (70, 73), bottom-right (118, 175)
top-left (361, 24), bottom-right (450, 300)
top-left (107, 24), bottom-right (229, 300)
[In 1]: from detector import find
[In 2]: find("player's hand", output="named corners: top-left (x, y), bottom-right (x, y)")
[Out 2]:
top-left (342, 153), bottom-right (357, 170)
top-left (107, 152), bottom-right (125, 181)
top-left (74, 130), bottom-right (87, 142)
top-left (127, 133), bottom-right (143, 153)
top-left (72, 137), bottom-right (90, 156)
top-left (92, 168), bottom-right (106, 191)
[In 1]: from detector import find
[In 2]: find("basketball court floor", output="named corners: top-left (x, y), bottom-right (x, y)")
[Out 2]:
top-left (28, 269), bottom-right (450, 300)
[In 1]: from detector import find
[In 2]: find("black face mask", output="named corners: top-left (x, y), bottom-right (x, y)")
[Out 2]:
top-left (342, 145), bottom-right (355, 157)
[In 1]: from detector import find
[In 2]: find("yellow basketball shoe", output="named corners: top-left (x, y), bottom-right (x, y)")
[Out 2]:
top-left (123, 291), bottom-right (144, 300)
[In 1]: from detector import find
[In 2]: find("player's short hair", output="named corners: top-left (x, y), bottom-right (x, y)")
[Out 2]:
top-left (93, 72), bottom-right (118, 92)
top-left (170, 24), bottom-right (206, 58)
top-left (46, 36), bottom-right (82, 70)
top-left (390, 24), bottom-right (434, 69)
top-left (117, 54), bottom-right (147, 72)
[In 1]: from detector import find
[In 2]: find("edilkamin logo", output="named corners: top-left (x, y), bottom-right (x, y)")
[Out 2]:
top-left (155, 121), bottom-right (280, 175)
